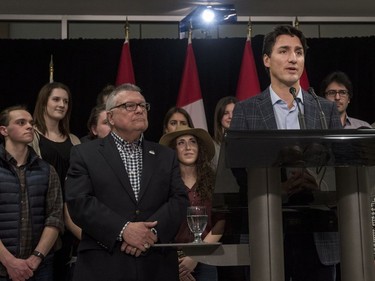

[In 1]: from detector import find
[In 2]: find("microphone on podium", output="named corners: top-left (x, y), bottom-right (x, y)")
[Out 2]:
top-left (308, 87), bottom-right (328, 129)
top-left (289, 87), bottom-right (306, 129)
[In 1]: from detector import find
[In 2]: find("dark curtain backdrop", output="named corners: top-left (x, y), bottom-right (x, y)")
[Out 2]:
top-left (1, 35), bottom-right (375, 142)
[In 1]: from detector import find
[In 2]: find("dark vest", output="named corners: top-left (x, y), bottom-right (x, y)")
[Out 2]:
top-left (0, 145), bottom-right (50, 256)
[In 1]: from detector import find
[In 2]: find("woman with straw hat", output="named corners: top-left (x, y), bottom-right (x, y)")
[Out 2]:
top-left (160, 125), bottom-right (224, 281)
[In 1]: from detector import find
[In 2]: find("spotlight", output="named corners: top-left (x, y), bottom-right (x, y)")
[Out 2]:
top-left (201, 6), bottom-right (215, 23)
top-left (179, 4), bottom-right (237, 33)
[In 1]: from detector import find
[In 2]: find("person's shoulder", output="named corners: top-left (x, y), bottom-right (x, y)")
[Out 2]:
top-left (348, 116), bottom-right (371, 128)
top-left (69, 133), bottom-right (81, 145)
top-left (78, 137), bottom-right (103, 148)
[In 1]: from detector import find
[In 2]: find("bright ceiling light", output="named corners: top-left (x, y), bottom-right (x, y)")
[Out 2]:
top-left (201, 7), bottom-right (215, 23)
top-left (179, 4), bottom-right (237, 33)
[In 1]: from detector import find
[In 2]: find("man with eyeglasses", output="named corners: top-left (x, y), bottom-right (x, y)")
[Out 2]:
top-left (320, 71), bottom-right (374, 279)
top-left (65, 83), bottom-right (189, 281)
top-left (320, 71), bottom-right (371, 129)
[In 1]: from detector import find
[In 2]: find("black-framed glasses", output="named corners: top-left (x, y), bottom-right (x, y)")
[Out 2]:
top-left (325, 90), bottom-right (349, 98)
top-left (110, 102), bottom-right (150, 112)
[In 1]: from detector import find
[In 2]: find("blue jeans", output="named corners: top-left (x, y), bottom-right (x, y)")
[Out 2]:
top-left (0, 255), bottom-right (53, 281)
top-left (192, 263), bottom-right (218, 281)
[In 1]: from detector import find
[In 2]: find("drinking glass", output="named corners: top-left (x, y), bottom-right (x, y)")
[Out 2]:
top-left (187, 206), bottom-right (208, 243)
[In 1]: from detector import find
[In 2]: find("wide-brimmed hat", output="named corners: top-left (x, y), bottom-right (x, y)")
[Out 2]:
top-left (159, 125), bottom-right (215, 161)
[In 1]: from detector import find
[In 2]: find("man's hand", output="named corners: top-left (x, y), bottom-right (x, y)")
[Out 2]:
top-left (4, 256), bottom-right (34, 281)
top-left (120, 221), bottom-right (158, 256)
top-left (179, 256), bottom-right (197, 278)
top-left (282, 168), bottom-right (318, 204)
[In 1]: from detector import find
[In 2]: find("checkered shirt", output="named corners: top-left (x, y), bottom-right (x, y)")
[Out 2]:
top-left (112, 132), bottom-right (143, 201)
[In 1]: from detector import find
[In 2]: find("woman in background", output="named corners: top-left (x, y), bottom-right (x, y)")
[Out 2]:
top-left (212, 96), bottom-right (238, 168)
top-left (160, 125), bottom-right (224, 281)
top-left (163, 107), bottom-right (194, 134)
top-left (80, 104), bottom-right (111, 143)
top-left (31, 82), bottom-right (81, 281)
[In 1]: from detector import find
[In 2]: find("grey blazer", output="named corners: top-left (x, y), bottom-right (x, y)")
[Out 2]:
top-left (230, 87), bottom-right (342, 265)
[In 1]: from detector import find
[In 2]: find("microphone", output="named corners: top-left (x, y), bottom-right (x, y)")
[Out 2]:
top-left (289, 87), bottom-right (306, 129)
top-left (308, 87), bottom-right (328, 129)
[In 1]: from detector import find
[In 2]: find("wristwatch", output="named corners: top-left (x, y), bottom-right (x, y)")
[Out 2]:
top-left (32, 250), bottom-right (45, 261)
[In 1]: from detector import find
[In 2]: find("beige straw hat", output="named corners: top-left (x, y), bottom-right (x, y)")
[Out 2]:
top-left (159, 125), bottom-right (215, 161)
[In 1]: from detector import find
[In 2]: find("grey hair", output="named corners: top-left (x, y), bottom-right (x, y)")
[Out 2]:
top-left (105, 83), bottom-right (142, 111)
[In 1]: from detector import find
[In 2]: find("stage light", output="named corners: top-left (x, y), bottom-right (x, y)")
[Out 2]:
top-left (201, 6), bottom-right (215, 23)
top-left (179, 4), bottom-right (237, 33)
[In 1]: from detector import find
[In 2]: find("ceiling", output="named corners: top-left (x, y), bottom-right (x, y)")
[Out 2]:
top-left (0, 0), bottom-right (375, 20)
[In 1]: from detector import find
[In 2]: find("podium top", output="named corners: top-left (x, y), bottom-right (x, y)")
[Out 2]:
top-left (224, 129), bottom-right (375, 168)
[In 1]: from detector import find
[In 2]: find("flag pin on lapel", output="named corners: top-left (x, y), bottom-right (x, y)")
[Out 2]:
top-left (149, 150), bottom-right (155, 155)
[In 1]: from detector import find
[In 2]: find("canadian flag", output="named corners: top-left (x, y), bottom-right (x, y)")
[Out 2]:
top-left (236, 38), bottom-right (261, 101)
top-left (115, 39), bottom-right (135, 85)
top-left (300, 68), bottom-right (310, 90)
top-left (176, 36), bottom-right (207, 130)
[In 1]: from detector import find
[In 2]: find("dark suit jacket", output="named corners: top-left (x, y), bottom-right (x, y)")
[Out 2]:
top-left (230, 88), bottom-right (342, 265)
top-left (65, 134), bottom-right (189, 281)
top-left (230, 88), bottom-right (342, 130)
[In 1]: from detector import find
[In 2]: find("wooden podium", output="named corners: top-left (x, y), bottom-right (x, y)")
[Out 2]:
top-left (221, 129), bottom-right (375, 281)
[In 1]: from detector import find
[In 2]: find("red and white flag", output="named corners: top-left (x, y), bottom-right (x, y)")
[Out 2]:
top-left (115, 39), bottom-right (135, 85)
top-left (300, 68), bottom-right (310, 90)
top-left (176, 37), bottom-right (207, 130)
top-left (236, 38), bottom-right (260, 101)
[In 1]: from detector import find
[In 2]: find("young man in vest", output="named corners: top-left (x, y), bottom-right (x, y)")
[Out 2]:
top-left (0, 105), bottom-right (63, 281)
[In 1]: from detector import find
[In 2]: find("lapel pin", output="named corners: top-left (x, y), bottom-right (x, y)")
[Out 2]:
top-left (149, 150), bottom-right (155, 155)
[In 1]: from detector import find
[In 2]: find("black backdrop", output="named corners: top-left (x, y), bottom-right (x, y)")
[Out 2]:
top-left (1, 35), bottom-right (375, 142)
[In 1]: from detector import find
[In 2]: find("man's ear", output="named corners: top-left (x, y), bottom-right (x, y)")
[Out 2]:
top-left (263, 54), bottom-right (270, 68)
top-left (0, 126), bottom-right (8, 137)
top-left (107, 111), bottom-right (115, 126)
top-left (91, 125), bottom-right (98, 136)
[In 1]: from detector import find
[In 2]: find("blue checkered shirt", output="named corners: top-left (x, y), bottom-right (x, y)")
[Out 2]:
top-left (112, 132), bottom-right (143, 201)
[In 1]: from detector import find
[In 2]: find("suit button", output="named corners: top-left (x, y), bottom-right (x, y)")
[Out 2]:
top-left (135, 210), bottom-right (140, 215)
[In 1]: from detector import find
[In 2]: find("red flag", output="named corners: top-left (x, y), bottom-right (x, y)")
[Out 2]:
top-left (300, 68), bottom-right (310, 90)
top-left (236, 39), bottom-right (261, 101)
top-left (115, 39), bottom-right (135, 85)
top-left (176, 38), bottom-right (208, 130)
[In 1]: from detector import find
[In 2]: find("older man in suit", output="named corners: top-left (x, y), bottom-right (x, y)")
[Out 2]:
top-left (230, 25), bottom-right (342, 281)
top-left (65, 83), bottom-right (189, 281)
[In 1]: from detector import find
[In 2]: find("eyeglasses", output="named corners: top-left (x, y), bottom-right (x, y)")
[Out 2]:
top-left (110, 102), bottom-right (150, 112)
top-left (325, 90), bottom-right (349, 98)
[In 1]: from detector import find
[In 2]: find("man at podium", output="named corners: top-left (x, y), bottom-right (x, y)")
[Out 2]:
top-left (230, 25), bottom-right (342, 281)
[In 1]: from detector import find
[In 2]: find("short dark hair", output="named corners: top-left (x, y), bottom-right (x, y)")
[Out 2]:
top-left (96, 84), bottom-right (115, 105)
top-left (262, 25), bottom-right (308, 58)
top-left (0, 105), bottom-right (29, 142)
top-left (0, 105), bottom-right (28, 127)
top-left (319, 71), bottom-right (353, 98)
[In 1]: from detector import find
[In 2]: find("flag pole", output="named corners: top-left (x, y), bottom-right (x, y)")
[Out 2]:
top-left (115, 16), bottom-right (136, 85)
top-left (124, 17), bottom-right (129, 42)
top-left (293, 16), bottom-right (299, 29)
top-left (49, 54), bottom-right (54, 83)
top-left (247, 17), bottom-right (252, 40)
top-left (188, 20), bottom-right (193, 44)
top-left (293, 16), bottom-right (310, 90)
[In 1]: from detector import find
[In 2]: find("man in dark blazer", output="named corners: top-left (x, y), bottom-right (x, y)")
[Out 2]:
top-left (65, 83), bottom-right (189, 281)
top-left (230, 26), bottom-right (342, 281)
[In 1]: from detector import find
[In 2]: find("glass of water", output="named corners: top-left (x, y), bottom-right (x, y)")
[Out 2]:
top-left (187, 206), bottom-right (208, 243)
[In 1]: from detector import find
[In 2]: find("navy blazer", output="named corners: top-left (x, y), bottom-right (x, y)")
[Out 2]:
top-left (65, 134), bottom-right (189, 281)
top-left (230, 87), bottom-right (342, 266)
